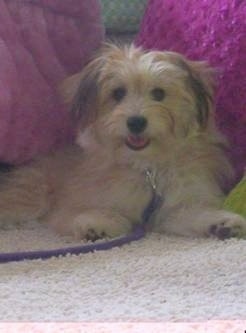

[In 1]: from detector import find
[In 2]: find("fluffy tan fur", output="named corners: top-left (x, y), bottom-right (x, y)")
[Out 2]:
top-left (0, 44), bottom-right (245, 240)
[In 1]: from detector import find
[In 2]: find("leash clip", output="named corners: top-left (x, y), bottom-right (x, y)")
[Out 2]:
top-left (145, 168), bottom-right (158, 193)
top-left (142, 168), bottom-right (163, 227)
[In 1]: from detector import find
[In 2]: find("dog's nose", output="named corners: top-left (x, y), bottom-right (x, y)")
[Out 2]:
top-left (127, 116), bottom-right (148, 134)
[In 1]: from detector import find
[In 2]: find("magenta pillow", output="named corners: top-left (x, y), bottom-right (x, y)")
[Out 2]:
top-left (136, 0), bottom-right (246, 179)
top-left (0, 0), bottom-right (104, 163)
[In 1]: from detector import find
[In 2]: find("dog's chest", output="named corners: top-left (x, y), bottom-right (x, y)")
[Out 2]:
top-left (66, 163), bottom-right (165, 222)
top-left (100, 167), bottom-right (165, 222)
top-left (104, 169), bottom-right (151, 218)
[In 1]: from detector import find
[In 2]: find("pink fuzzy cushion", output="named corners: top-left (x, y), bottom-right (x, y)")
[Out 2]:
top-left (0, 0), bottom-right (104, 163)
top-left (136, 0), bottom-right (246, 179)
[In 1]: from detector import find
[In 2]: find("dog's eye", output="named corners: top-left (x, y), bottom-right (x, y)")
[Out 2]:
top-left (151, 88), bottom-right (165, 101)
top-left (112, 87), bottom-right (127, 102)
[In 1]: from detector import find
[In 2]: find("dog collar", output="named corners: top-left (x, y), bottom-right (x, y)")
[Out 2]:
top-left (142, 169), bottom-right (163, 227)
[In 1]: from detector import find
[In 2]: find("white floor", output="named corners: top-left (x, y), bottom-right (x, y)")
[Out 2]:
top-left (0, 221), bottom-right (246, 321)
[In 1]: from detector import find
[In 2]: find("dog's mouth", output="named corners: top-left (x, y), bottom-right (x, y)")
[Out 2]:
top-left (125, 134), bottom-right (150, 151)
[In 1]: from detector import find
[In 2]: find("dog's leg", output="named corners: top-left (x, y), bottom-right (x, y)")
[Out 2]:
top-left (71, 209), bottom-right (133, 240)
top-left (0, 166), bottom-right (51, 224)
top-left (156, 206), bottom-right (246, 239)
top-left (154, 174), bottom-right (246, 239)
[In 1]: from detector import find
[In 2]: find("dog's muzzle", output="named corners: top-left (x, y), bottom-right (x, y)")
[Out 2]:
top-left (126, 116), bottom-right (150, 150)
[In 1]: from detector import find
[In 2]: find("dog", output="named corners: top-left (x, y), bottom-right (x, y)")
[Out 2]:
top-left (0, 44), bottom-right (245, 241)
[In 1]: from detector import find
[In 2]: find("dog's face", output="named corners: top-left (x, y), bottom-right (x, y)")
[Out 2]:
top-left (62, 44), bottom-right (214, 162)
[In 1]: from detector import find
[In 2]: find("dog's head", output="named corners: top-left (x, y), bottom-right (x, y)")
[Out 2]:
top-left (62, 44), bottom-right (215, 161)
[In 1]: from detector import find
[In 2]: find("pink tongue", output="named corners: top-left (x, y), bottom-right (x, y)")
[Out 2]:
top-left (127, 135), bottom-right (148, 148)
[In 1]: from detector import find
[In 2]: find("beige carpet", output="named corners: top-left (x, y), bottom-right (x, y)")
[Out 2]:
top-left (0, 221), bottom-right (246, 321)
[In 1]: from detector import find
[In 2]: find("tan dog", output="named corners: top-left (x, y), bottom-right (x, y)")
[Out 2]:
top-left (0, 44), bottom-right (245, 240)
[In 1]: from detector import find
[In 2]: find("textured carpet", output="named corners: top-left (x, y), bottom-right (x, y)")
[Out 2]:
top-left (0, 221), bottom-right (246, 321)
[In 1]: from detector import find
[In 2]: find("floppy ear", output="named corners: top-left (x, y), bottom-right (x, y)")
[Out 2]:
top-left (60, 54), bottom-right (104, 128)
top-left (160, 52), bottom-right (215, 129)
top-left (183, 59), bottom-right (215, 129)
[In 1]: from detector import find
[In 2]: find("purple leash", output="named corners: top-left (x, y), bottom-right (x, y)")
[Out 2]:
top-left (0, 226), bottom-right (145, 264)
top-left (0, 169), bottom-right (162, 264)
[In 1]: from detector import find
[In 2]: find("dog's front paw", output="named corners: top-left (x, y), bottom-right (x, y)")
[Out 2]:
top-left (208, 212), bottom-right (246, 240)
top-left (72, 211), bottom-right (132, 241)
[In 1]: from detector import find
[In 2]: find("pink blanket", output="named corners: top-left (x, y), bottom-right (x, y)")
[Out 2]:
top-left (0, 0), bottom-right (104, 163)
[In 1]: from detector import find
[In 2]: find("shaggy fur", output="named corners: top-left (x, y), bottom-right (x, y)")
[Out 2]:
top-left (0, 44), bottom-right (245, 240)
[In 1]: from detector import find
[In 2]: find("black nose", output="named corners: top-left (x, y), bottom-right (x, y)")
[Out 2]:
top-left (127, 116), bottom-right (148, 134)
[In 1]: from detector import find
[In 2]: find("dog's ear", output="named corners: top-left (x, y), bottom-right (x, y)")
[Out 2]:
top-left (60, 53), bottom-right (105, 128)
top-left (159, 52), bottom-right (215, 129)
top-left (183, 59), bottom-right (215, 129)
